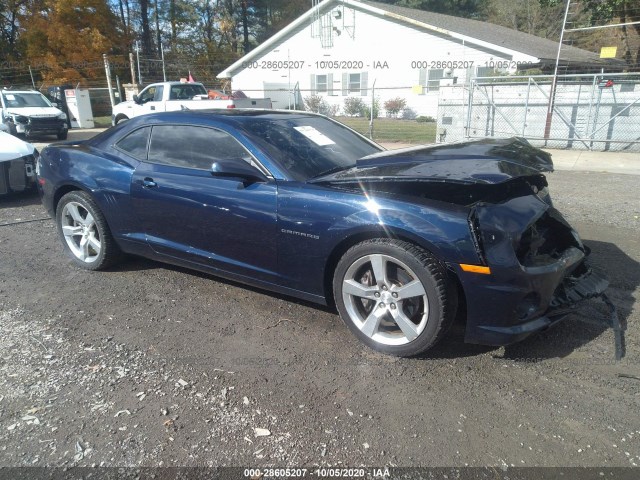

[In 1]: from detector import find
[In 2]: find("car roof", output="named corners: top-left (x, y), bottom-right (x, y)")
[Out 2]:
top-left (1, 90), bottom-right (43, 94)
top-left (127, 109), bottom-right (321, 126)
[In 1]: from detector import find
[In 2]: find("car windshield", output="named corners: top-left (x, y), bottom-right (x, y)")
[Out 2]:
top-left (2, 92), bottom-right (52, 108)
top-left (240, 116), bottom-right (382, 181)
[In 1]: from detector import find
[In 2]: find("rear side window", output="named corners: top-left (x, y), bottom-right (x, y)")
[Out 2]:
top-left (147, 125), bottom-right (253, 170)
top-left (115, 127), bottom-right (150, 160)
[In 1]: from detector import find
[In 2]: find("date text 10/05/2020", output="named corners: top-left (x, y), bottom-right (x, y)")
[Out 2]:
top-left (239, 59), bottom-right (534, 71)
top-left (243, 467), bottom-right (391, 477)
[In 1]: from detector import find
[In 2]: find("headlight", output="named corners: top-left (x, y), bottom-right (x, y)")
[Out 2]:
top-left (14, 115), bottom-right (29, 123)
top-left (57, 112), bottom-right (67, 120)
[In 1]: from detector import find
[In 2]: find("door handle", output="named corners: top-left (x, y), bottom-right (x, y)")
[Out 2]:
top-left (142, 178), bottom-right (157, 188)
top-left (150, 106), bottom-right (155, 111)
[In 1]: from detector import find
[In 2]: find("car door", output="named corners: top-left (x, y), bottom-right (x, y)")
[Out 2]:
top-left (133, 85), bottom-right (164, 116)
top-left (129, 124), bottom-right (279, 282)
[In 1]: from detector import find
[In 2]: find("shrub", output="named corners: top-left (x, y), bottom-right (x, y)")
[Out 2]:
top-left (401, 107), bottom-right (417, 120)
top-left (304, 95), bottom-right (330, 115)
top-left (344, 97), bottom-right (366, 117)
top-left (364, 97), bottom-right (380, 119)
top-left (383, 97), bottom-right (407, 117)
top-left (416, 115), bottom-right (436, 123)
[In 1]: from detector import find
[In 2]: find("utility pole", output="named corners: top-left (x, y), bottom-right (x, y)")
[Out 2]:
top-left (161, 44), bottom-right (167, 82)
top-left (129, 52), bottom-right (136, 85)
top-left (103, 54), bottom-right (116, 108)
top-left (543, 0), bottom-right (571, 143)
top-left (135, 41), bottom-right (143, 85)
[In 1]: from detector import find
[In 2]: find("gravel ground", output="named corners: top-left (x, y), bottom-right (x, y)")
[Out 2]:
top-left (0, 163), bottom-right (639, 470)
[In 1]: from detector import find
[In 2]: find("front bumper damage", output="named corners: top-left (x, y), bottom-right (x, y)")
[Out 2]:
top-left (0, 155), bottom-right (37, 195)
top-left (458, 194), bottom-right (623, 358)
top-left (10, 117), bottom-right (67, 137)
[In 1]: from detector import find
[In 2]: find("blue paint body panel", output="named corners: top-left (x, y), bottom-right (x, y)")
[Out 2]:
top-left (37, 110), bottom-right (607, 347)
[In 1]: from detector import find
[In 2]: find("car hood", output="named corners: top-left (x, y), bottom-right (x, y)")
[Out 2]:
top-left (311, 137), bottom-right (553, 185)
top-left (6, 107), bottom-right (62, 118)
top-left (0, 132), bottom-right (36, 161)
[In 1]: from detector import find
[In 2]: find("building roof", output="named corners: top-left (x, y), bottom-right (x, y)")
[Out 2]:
top-left (361, 0), bottom-right (610, 67)
top-left (218, 0), bottom-right (621, 78)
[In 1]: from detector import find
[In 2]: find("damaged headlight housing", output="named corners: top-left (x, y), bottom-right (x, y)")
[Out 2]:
top-left (13, 114), bottom-right (28, 124)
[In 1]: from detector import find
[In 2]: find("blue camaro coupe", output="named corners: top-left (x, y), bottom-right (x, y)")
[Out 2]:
top-left (37, 110), bottom-right (609, 356)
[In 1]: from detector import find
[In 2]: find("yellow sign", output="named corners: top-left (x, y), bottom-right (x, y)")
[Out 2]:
top-left (412, 85), bottom-right (424, 94)
top-left (600, 46), bottom-right (617, 58)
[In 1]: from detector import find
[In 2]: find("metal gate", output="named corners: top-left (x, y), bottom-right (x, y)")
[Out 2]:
top-left (438, 73), bottom-right (640, 152)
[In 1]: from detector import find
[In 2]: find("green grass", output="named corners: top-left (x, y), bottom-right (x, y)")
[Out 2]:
top-left (336, 116), bottom-right (436, 145)
top-left (93, 116), bottom-right (112, 128)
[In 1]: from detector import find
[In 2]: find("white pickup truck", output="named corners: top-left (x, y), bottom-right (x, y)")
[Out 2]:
top-left (111, 81), bottom-right (272, 125)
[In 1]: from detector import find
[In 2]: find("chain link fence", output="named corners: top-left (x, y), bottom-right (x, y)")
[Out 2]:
top-left (438, 73), bottom-right (640, 152)
top-left (3, 58), bottom-right (638, 152)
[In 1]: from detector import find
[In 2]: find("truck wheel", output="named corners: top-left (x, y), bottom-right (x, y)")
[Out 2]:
top-left (333, 239), bottom-right (456, 357)
top-left (114, 115), bottom-right (129, 125)
top-left (57, 130), bottom-right (68, 140)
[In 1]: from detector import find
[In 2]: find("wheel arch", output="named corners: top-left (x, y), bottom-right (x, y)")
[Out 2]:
top-left (114, 114), bottom-right (129, 125)
top-left (53, 184), bottom-right (91, 215)
top-left (322, 225), bottom-right (457, 308)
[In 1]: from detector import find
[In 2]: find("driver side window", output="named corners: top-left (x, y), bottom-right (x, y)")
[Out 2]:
top-left (139, 86), bottom-right (157, 103)
top-left (147, 125), bottom-right (259, 171)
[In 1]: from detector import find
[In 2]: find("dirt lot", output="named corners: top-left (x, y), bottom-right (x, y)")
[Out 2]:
top-left (0, 138), bottom-right (639, 470)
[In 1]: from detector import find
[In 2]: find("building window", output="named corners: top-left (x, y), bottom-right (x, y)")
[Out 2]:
top-left (316, 75), bottom-right (328, 93)
top-left (311, 73), bottom-right (334, 95)
top-left (342, 72), bottom-right (368, 96)
top-left (476, 66), bottom-right (497, 78)
top-left (427, 69), bottom-right (444, 92)
top-left (348, 73), bottom-right (361, 93)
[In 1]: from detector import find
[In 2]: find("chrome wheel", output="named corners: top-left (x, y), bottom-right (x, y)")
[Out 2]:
top-left (342, 253), bottom-right (429, 346)
top-left (60, 201), bottom-right (102, 263)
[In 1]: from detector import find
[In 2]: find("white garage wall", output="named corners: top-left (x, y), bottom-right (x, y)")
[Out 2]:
top-left (228, 4), bottom-right (538, 117)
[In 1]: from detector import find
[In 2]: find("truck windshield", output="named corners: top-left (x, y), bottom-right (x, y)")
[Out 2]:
top-left (2, 92), bottom-right (52, 108)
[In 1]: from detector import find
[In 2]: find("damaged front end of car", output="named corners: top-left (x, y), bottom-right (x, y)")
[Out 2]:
top-left (464, 192), bottom-right (615, 351)
top-left (314, 137), bottom-right (621, 356)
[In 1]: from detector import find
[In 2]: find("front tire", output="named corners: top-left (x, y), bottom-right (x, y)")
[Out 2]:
top-left (56, 191), bottom-right (122, 270)
top-left (114, 114), bottom-right (129, 125)
top-left (333, 239), bottom-right (456, 357)
top-left (57, 130), bottom-right (68, 140)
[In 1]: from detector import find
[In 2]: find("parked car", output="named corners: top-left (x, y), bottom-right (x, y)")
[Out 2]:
top-left (36, 110), bottom-right (608, 356)
top-left (1, 89), bottom-right (68, 140)
top-left (0, 131), bottom-right (38, 196)
top-left (111, 81), bottom-right (272, 126)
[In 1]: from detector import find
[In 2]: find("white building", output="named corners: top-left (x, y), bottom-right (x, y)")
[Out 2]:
top-left (218, 0), bottom-right (611, 117)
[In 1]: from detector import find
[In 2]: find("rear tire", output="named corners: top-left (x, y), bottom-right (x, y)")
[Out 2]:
top-left (56, 191), bottom-right (122, 270)
top-left (333, 239), bottom-right (456, 357)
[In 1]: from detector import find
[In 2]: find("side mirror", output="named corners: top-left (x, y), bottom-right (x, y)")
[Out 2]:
top-left (133, 94), bottom-right (140, 104)
top-left (211, 159), bottom-right (268, 184)
top-left (51, 102), bottom-right (58, 108)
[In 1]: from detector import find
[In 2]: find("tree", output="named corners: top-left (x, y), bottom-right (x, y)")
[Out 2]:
top-left (19, 0), bottom-right (124, 82)
top-left (581, 0), bottom-right (640, 67)
top-left (482, 0), bottom-right (566, 40)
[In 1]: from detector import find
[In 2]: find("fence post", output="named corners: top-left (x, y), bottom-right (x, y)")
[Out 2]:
top-left (523, 77), bottom-right (531, 136)
top-left (465, 79), bottom-right (474, 139)
top-left (368, 79), bottom-right (376, 139)
top-left (585, 74), bottom-right (597, 150)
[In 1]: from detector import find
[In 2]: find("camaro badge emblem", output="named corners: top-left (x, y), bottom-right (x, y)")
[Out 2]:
top-left (281, 228), bottom-right (320, 240)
